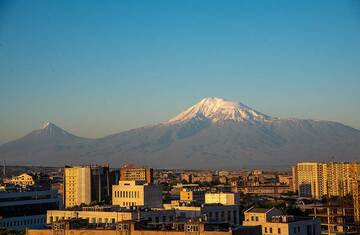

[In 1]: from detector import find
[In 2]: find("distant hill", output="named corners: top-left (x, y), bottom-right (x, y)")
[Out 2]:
top-left (1, 98), bottom-right (360, 169)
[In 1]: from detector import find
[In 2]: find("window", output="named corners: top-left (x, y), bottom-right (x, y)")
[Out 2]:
top-left (265, 227), bottom-right (268, 233)
top-left (270, 227), bottom-right (272, 233)
top-left (278, 228), bottom-right (281, 234)
top-left (256, 216), bottom-right (259, 221)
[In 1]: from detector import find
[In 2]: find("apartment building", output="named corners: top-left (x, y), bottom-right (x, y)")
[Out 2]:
top-left (352, 180), bottom-right (360, 223)
top-left (120, 164), bottom-right (154, 184)
top-left (63, 165), bottom-right (111, 208)
top-left (292, 162), bottom-right (360, 198)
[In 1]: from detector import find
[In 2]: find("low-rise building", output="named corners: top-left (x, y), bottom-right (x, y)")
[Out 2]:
top-left (47, 206), bottom-right (176, 224)
top-left (205, 192), bottom-right (240, 205)
top-left (3, 173), bottom-right (35, 186)
top-left (243, 207), bottom-right (321, 235)
top-left (237, 185), bottom-right (290, 197)
top-left (27, 218), bottom-right (262, 235)
top-left (163, 201), bottom-right (240, 226)
top-left (112, 180), bottom-right (162, 208)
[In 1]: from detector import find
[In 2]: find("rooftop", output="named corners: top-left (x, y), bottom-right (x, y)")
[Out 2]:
top-left (245, 207), bottom-right (272, 213)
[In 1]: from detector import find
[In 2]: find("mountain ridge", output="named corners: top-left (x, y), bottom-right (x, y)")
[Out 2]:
top-left (1, 97), bottom-right (360, 168)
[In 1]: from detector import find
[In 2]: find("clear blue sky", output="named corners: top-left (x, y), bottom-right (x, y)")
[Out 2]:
top-left (0, 0), bottom-right (360, 142)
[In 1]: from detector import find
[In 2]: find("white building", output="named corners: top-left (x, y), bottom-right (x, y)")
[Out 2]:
top-left (112, 180), bottom-right (162, 208)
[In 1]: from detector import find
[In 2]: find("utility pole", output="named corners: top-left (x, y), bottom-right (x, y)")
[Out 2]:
top-left (2, 160), bottom-right (6, 177)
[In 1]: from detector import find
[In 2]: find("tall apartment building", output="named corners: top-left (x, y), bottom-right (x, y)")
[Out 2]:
top-left (293, 162), bottom-right (327, 198)
top-left (112, 180), bottom-right (162, 208)
top-left (352, 181), bottom-right (360, 223)
top-left (120, 164), bottom-right (153, 184)
top-left (64, 165), bottom-right (111, 208)
top-left (293, 162), bottom-right (360, 199)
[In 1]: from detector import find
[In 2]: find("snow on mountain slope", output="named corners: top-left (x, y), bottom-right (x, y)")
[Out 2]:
top-left (165, 97), bottom-right (273, 124)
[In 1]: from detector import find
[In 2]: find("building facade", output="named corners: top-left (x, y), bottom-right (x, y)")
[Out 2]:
top-left (27, 219), bottom-right (262, 235)
top-left (243, 207), bottom-right (321, 235)
top-left (179, 188), bottom-right (205, 204)
top-left (112, 180), bottom-right (162, 208)
top-left (292, 162), bottom-right (360, 198)
top-left (63, 165), bottom-right (111, 208)
top-left (120, 164), bottom-right (154, 184)
top-left (205, 192), bottom-right (240, 205)
top-left (47, 207), bottom-right (176, 225)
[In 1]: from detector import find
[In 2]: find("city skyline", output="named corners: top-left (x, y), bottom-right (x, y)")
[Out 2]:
top-left (1, 1), bottom-right (360, 142)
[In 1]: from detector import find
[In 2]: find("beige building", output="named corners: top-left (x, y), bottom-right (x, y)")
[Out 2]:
top-left (112, 180), bottom-right (162, 208)
top-left (120, 164), bottom-right (154, 184)
top-left (47, 207), bottom-right (175, 225)
top-left (243, 207), bottom-right (321, 235)
top-left (27, 219), bottom-right (261, 235)
top-left (4, 173), bottom-right (35, 186)
top-left (292, 162), bottom-right (360, 199)
top-left (294, 162), bottom-right (327, 198)
top-left (205, 192), bottom-right (240, 205)
top-left (64, 165), bottom-right (111, 208)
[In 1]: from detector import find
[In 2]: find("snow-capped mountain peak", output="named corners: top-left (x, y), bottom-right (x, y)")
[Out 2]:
top-left (41, 121), bottom-right (52, 129)
top-left (165, 97), bottom-right (272, 124)
top-left (37, 121), bottom-right (74, 137)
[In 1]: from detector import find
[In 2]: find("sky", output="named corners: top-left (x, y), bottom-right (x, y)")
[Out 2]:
top-left (0, 0), bottom-right (360, 142)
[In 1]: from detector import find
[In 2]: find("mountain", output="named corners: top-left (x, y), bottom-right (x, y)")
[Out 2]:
top-left (1, 98), bottom-right (360, 168)
top-left (0, 122), bottom-right (93, 165)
